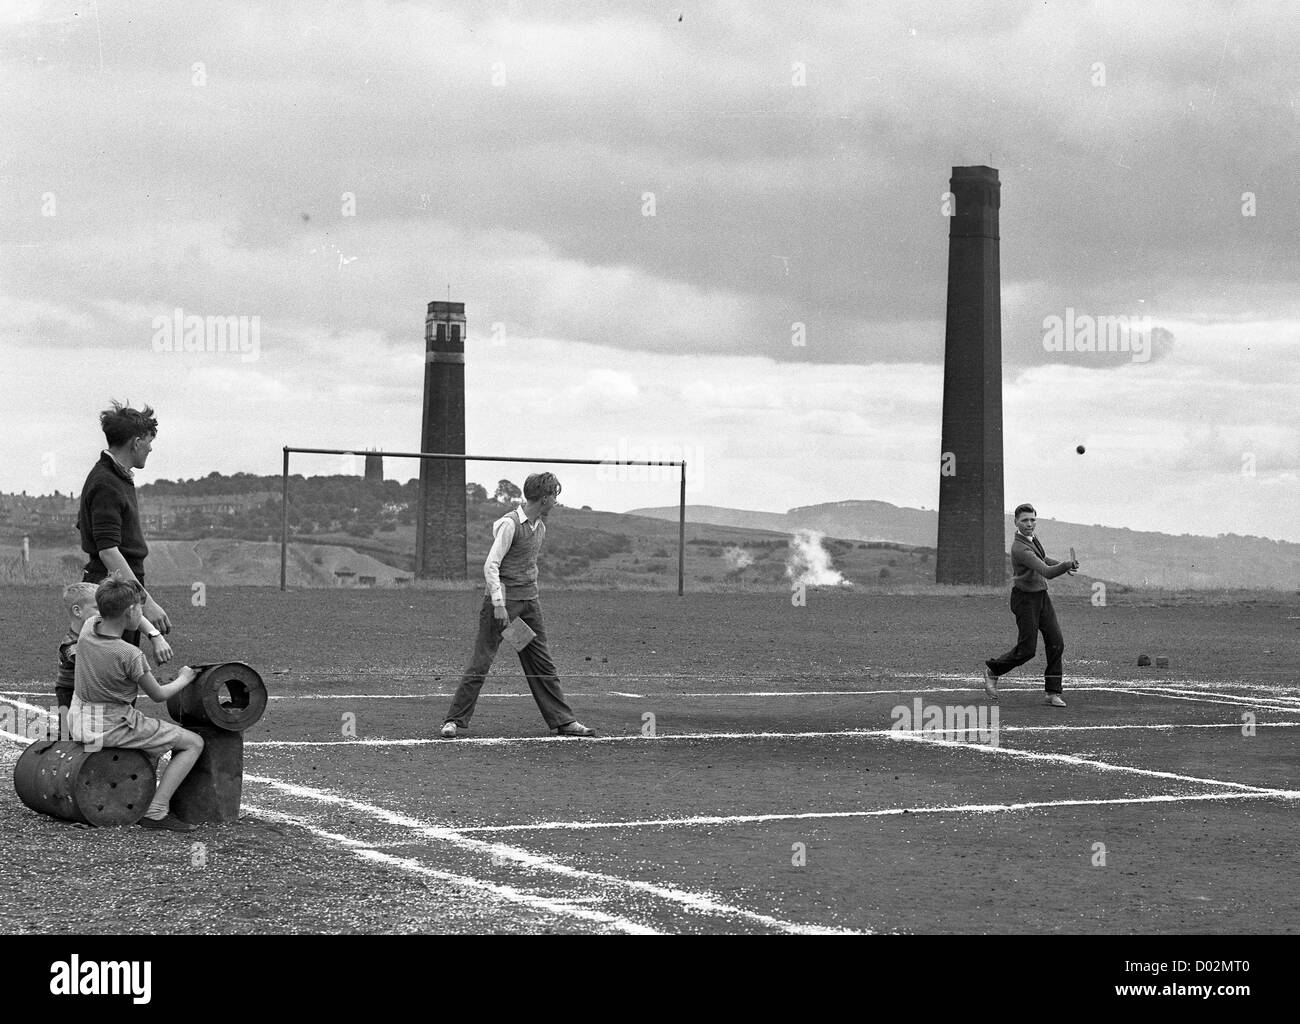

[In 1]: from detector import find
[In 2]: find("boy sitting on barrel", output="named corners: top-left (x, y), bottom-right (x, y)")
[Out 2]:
top-left (55, 583), bottom-right (99, 711)
top-left (68, 576), bottom-right (205, 832)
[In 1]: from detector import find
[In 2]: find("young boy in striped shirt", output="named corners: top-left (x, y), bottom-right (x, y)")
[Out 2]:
top-left (69, 576), bottom-right (205, 831)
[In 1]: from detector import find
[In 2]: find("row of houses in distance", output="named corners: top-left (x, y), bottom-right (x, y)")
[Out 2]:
top-left (0, 491), bottom-right (276, 534)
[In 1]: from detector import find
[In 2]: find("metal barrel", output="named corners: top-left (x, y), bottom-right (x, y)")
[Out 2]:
top-left (13, 740), bottom-right (156, 827)
top-left (171, 727), bottom-right (243, 824)
top-left (166, 661), bottom-right (267, 732)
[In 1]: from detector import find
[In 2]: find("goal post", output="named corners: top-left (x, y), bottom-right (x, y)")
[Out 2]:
top-left (280, 445), bottom-right (687, 594)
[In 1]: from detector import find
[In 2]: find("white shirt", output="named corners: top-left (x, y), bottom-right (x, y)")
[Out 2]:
top-left (102, 449), bottom-right (135, 480)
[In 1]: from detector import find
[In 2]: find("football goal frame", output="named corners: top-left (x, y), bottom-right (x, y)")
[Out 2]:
top-left (279, 446), bottom-right (687, 594)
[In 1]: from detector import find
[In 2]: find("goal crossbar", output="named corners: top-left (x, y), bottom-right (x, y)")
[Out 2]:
top-left (280, 446), bottom-right (687, 594)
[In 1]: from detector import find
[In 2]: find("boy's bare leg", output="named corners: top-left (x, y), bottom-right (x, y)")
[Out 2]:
top-left (146, 732), bottom-right (204, 819)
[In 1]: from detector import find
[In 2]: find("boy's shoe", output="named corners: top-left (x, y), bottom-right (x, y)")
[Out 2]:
top-left (1045, 694), bottom-right (1067, 708)
top-left (440, 722), bottom-right (458, 738)
top-left (556, 722), bottom-right (596, 737)
top-left (137, 813), bottom-right (197, 832)
top-left (981, 665), bottom-right (999, 702)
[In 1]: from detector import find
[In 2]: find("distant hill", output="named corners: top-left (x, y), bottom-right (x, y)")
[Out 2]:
top-left (11, 472), bottom-right (1292, 591)
top-left (629, 500), bottom-right (1300, 591)
top-left (1, 502), bottom-right (942, 591)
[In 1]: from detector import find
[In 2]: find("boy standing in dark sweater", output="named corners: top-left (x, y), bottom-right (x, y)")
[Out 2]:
top-left (76, 401), bottom-right (173, 666)
top-left (982, 503), bottom-right (1079, 707)
top-left (441, 472), bottom-right (595, 738)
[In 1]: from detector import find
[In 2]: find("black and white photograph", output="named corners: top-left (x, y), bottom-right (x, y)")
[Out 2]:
top-left (1, 0), bottom-right (1295, 1000)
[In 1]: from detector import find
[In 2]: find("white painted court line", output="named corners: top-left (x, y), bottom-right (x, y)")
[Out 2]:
top-left (10, 697), bottom-right (1288, 784)
top-left (7, 690), bottom-right (1296, 746)
top-left (1089, 687), bottom-right (1299, 714)
top-left (0, 695), bottom-right (59, 716)
top-left (1, 691), bottom-right (68, 698)
top-left (245, 667), bottom-right (1300, 689)
top-left (243, 805), bottom-right (659, 935)
top-left (442, 790), bottom-right (1300, 834)
top-left (243, 773), bottom-right (863, 935)
top-left (7, 681), bottom-right (1297, 705)
top-left (890, 732), bottom-right (1297, 796)
top-left (1155, 685), bottom-right (1300, 703)
top-left (892, 670), bottom-right (1295, 691)
top-left (242, 721), bottom-right (1300, 749)
top-left (0, 723), bottom-right (780, 934)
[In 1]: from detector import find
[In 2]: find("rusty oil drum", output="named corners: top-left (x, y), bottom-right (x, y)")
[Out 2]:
top-left (166, 661), bottom-right (267, 732)
top-left (13, 740), bottom-right (156, 826)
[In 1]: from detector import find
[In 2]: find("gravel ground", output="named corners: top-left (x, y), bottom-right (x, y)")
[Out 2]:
top-left (5, 585), bottom-right (1297, 935)
top-left (0, 746), bottom-right (591, 935)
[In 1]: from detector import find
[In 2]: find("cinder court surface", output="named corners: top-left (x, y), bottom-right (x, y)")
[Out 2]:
top-left (2, 586), bottom-right (1297, 934)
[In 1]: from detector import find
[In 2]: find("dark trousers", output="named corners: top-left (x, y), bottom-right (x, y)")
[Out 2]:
top-left (445, 596), bottom-right (577, 730)
top-left (987, 588), bottom-right (1065, 693)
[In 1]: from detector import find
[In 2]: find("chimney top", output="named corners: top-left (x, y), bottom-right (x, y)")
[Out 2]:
top-left (950, 165), bottom-right (999, 182)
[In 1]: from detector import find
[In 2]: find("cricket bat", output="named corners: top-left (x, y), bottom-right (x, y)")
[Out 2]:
top-left (1069, 546), bottom-right (1077, 571)
top-left (501, 616), bottom-right (537, 652)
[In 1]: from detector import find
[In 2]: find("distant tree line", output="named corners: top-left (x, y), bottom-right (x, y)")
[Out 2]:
top-left (135, 472), bottom-right (527, 541)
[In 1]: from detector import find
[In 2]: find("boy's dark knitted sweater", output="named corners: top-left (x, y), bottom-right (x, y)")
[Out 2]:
top-left (1010, 532), bottom-right (1071, 592)
top-left (78, 452), bottom-right (148, 577)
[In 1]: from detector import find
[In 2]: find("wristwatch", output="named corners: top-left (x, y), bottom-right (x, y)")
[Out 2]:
top-left (144, 628), bottom-right (162, 639)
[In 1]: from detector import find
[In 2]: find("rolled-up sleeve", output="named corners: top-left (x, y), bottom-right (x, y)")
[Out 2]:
top-left (484, 516), bottom-right (517, 607)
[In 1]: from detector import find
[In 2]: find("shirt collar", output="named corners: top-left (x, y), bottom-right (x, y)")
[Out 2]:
top-left (102, 449), bottom-right (135, 481)
top-left (516, 506), bottom-right (536, 526)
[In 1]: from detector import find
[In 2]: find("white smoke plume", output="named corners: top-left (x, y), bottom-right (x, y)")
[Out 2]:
top-left (722, 545), bottom-right (754, 571)
top-left (786, 529), bottom-right (851, 587)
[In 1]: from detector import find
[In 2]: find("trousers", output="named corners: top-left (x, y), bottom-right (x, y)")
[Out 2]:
top-left (445, 596), bottom-right (577, 729)
top-left (986, 588), bottom-right (1065, 693)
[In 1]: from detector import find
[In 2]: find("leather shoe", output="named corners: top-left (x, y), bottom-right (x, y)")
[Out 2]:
top-left (981, 665), bottom-right (999, 702)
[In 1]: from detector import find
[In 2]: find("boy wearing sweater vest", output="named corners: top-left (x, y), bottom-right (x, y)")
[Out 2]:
top-left (441, 472), bottom-right (595, 738)
top-left (982, 503), bottom-right (1079, 707)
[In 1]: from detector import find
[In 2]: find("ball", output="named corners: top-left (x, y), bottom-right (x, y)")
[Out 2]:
top-left (1076, 444), bottom-right (1086, 455)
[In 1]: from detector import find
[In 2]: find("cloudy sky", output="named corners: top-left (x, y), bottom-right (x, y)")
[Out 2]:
top-left (3, 0), bottom-right (1297, 540)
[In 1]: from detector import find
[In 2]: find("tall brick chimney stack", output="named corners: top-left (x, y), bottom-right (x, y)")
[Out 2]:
top-left (415, 301), bottom-right (467, 579)
top-left (936, 166), bottom-right (1006, 585)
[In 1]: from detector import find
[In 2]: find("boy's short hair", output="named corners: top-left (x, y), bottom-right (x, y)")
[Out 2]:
top-left (1014, 503), bottom-right (1037, 519)
top-left (95, 577), bottom-right (146, 619)
top-left (62, 582), bottom-right (99, 616)
top-left (100, 400), bottom-right (158, 447)
top-left (524, 472), bottom-right (562, 502)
